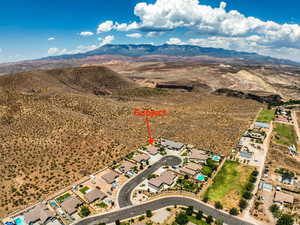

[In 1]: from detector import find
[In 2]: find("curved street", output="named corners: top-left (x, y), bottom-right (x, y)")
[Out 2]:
top-left (118, 155), bottom-right (182, 207)
top-left (74, 196), bottom-right (255, 225)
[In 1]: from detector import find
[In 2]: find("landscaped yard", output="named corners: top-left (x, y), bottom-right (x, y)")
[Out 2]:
top-left (273, 123), bottom-right (297, 146)
top-left (176, 178), bottom-right (200, 192)
top-left (187, 216), bottom-right (209, 225)
top-left (204, 161), bottom-right (254, 209)
top-left (56, 193), bottom-right (71, 203)
top-left (79, 186), bottom-right (90, 194)
top-left (256, 108), bottom-right (275, 123)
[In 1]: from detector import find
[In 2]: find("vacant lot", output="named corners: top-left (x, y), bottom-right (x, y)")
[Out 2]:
top-left (256, 108), bottom-right (275, 123)
top-left (204, 161), bottom-right (254, 209)
top-left (273, 122), bottom-right (297, 146)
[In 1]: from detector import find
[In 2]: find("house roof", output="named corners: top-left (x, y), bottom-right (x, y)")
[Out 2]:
top-left (189, 149), bottom-right (209, 161)
top-left (240, 151), bottom-right (253, 159)
top-left (119, 160), bottom-right (136, 173)
top-left (185, 162), bottom-right (200, 171)
top-left (160, 139), bottom-right (184, 150)
top-left (101, 170), bottom-right (119, 184)
top-left (61, 195), bottom-right (82, 215)
top-left (274, 191), bottom-right (294, 204)
top-left (146, 146), bottom-right (159, 155)
top-left (255, 122), bottom-right (270, 129)
top-left (180, 167), bottom-right (198, 176)
top-left (132, 153), bottom-right (150, 163)
top-left (149, 170), bottom-right (176, 188)
top-left (84, 189), bottom-right (107, 203)
top-left (24, 203), bottom-right (55, 224)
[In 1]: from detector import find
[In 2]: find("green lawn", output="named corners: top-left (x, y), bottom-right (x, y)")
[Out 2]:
top-left (273, 123), bottom-right (297, 146)
top-left (204, 161), bottom-right (254, 208)
top-left (187, 216), bottom-right (209, 225)
top-left (96, 202), bottom-right (108, 208)
top-left (79, 186), bottom-right (90, 194)
top-left (56, 193), bottom-right (71, 203)
top-left (256, 108), bottom-right (275, 123)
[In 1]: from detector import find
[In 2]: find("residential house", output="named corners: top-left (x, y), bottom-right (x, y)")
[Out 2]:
top-left (189, 149), bottom-right (209, 164)
top-left (132, 153), bottom-right (150, 164)
top-left (23, 203), bottom-right (55, 225)
top-left (84, 189), bottom-right (107, 204)
top-left (61, 196), bottom-right (82, 215)
top-left (180, 162), bottom-right (201, 176)
top-left (254, 122), bottom-right (270, 129)
top-left (101, 170), bottom-right (119, 184)
top-left (160, 139), bottom-right (184, 150)
top-left (146, 146), bottom-right (159, 155)
top-left (281, 174), bottom-right (294, 185)
top-left (119, 160), bottom-right (136, 174)
top-left (148, 170), bottom-right (177, 191)
top-left (274, 191), bottom-right (294, 204)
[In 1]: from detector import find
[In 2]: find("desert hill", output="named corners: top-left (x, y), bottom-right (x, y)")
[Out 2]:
top-left (0, 66), bottom-right (263, 216)
top-left (0, 66), bottom-right (136, 95)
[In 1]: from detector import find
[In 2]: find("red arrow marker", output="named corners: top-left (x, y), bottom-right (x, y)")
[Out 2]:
top-left (145, 117), bottom-right (154, 145)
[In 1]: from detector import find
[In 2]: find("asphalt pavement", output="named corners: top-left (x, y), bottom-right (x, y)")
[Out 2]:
top-left (74, 196), bottom-right (255, 225)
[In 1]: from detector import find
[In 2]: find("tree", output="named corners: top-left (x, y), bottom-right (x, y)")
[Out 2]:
top-left (230, 208), bottom-right (239, 216)
top-left (186, 206), bottom-right (194, 216)
top-left (215, 219), bottom-right (224, 225)
top-left (203, 196), bottom-right (209, 203)
top-left (214, 201), bottom-right (223, 209)
top-left (243, 191), bottom-right (253, 200)
top-left (196, 210), bottom-right (203, 220)
top-left (146, 209), bottom-right (153, 218)
top-left (270, 204), bottom-right (281, 218)
top-left (245, 182), bottom-right (254, 192)
top-left (206, 215), bottom-right (214, 224)
top-left (249, 176), bottom-right (257, 183)
top-left (175, 212), bottom-right (189, 225)
top-left (251, 170), bottom-right (259, 177)
top-left (239, 199), bottom-right (248, 210)
top-left (276, 214), bottom-right (294, 225)
top-left (80, 206), bottom-right (91, 217)
top-left (115, 220), bottom-right (120, 225)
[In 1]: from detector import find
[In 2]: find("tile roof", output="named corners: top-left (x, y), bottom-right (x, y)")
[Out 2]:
top-left (148, 170), bottom-right (176, 188)
top-left (274, 191), bottom-right (294, 204)
top-left (61, 195), bottom-right (82, 215)
top-left (160, 139), bottom-right (184, 150)
top-left (180, 167), bottom-right (197, 176)
top-left (101, 170), bottom-right (119, 184)
top-left (185, 162), bottom-right (201, 171)
top-left (119, 160), bottom-right (136, 173)
top-left (189, 149), bottom-right (209, 161)
top-left (146, 146), bottom-right (159, 155)
top-left (24, 203), bottom-right (55, 224)
top-left (132, 153), bottom-right (150, 163)
top-left (84, 189), bottom-right (107, 203)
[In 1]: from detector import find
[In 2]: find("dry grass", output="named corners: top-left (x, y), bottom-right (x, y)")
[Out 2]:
top-left (0, 67), bottom-right (261, 217)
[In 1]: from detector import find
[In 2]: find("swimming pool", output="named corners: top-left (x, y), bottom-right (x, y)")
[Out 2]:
top-left (196, 174), bottom-right (206, 182)
top-left (14, 217), bottom-right (25, 225)
top-left (212, 155), bottom-right (221, 161)
top-left (50, 201), bottom-right (58, 207)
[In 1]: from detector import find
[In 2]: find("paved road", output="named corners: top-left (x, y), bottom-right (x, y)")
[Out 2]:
top-left (74, 196), bottom-right (255, 225)
top-left (118, 155), bottom-right (182, 207)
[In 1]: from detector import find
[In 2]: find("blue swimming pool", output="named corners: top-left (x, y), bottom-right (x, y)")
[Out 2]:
top-left (212, 155), bottom-right (221, 161)
top-left (50, 201), bottom-right (58, 207)
top-left (196, 175), bottom-right (206, 182)
top-left (14, 217), bottom-right (25, 225)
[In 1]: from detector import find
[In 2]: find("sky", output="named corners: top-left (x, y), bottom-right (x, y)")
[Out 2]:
top-left (1, 0), bottom-right (300, 63)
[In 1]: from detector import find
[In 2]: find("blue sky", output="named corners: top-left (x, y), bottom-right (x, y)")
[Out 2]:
top-left (1, 0), bottom-right (300, 63)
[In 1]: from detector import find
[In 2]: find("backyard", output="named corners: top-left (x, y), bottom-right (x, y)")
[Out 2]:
top-left (204, 161), bottom-right (254, 209)
top-left (256, 108), bottom-right (275, 123)
top-left (273, 123), bottom-right (297, 146)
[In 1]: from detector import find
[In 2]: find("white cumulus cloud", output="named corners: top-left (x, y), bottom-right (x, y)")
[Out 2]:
top-left (48, 37), bottom-right (55, 41)
top-left (80, 31), bottom-right (94, 36)
top-left (126, 33), bottom-right (142, 38)
top-left (97, 20), bottom-right (114, 33)
top-left (47, 47), bottom-right (67, 56)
